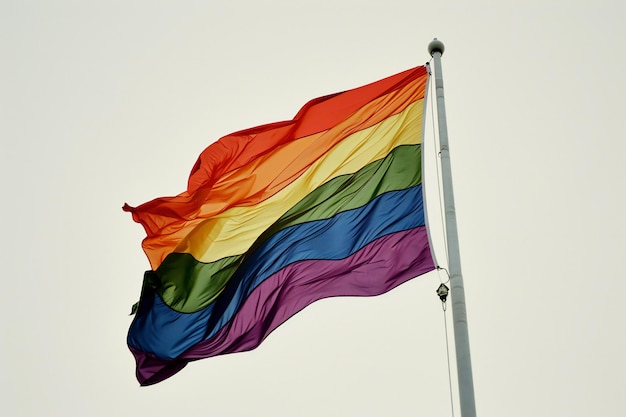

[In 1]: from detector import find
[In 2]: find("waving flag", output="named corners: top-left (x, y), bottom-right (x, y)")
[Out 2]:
top-left (124, 65), bottom-right (434, 385)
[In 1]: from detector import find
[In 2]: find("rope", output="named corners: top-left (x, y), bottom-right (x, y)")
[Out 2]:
top-left (442, 299), bottom-right (455, 417)
top-left (429, 59), bottom-right (455, 417)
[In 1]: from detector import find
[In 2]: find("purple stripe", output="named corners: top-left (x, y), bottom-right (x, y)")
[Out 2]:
top-left (131, 226), bottom-right (434, 385)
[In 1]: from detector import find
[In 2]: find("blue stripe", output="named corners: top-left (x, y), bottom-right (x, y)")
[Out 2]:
top-left (128, 184), bottom-right (425, 359)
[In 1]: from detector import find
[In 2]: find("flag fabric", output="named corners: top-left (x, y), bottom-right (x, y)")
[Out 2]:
top-left (124, 65), bottom-right (435, 385)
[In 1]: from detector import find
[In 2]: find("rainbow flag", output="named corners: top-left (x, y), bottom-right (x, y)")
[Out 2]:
top-left (125, 65), bottom-right (435, 385)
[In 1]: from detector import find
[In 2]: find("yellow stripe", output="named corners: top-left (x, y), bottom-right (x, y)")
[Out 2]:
top-left (174, 98), bottom-right (425, 263)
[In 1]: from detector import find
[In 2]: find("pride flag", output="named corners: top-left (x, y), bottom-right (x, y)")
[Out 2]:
top-left (125, 65), bottom-right (435, 385)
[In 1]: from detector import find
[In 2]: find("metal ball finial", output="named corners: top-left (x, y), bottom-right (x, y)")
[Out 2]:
top-left (428, 38), bottom-right (445, 56)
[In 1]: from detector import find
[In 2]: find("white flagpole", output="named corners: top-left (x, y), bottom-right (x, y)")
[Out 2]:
top-left (428, 38), bottom-right (477, 417)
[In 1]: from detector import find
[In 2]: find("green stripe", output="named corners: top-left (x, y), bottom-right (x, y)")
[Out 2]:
top-left (156, 143), bottom-right (423, 313)
top-left (156, 254), bottom-right (241, 312)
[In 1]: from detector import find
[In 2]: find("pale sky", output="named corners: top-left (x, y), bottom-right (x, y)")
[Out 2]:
top-left (2, 1), bottom-right (625, 416)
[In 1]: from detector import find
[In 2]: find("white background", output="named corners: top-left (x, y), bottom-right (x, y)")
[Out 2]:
top-left (2, 1), bottom-right (625, 416)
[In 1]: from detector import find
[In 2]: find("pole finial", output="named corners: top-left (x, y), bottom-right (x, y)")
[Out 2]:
top-left (428, 38), bottom-right (445, 57)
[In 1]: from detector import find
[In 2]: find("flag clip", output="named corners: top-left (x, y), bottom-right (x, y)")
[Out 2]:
top-left (436, 283), bottom-right (449, 303)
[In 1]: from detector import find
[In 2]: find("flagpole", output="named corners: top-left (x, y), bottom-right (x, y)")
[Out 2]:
top-left (428, 38), bottom-right (477, 417)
